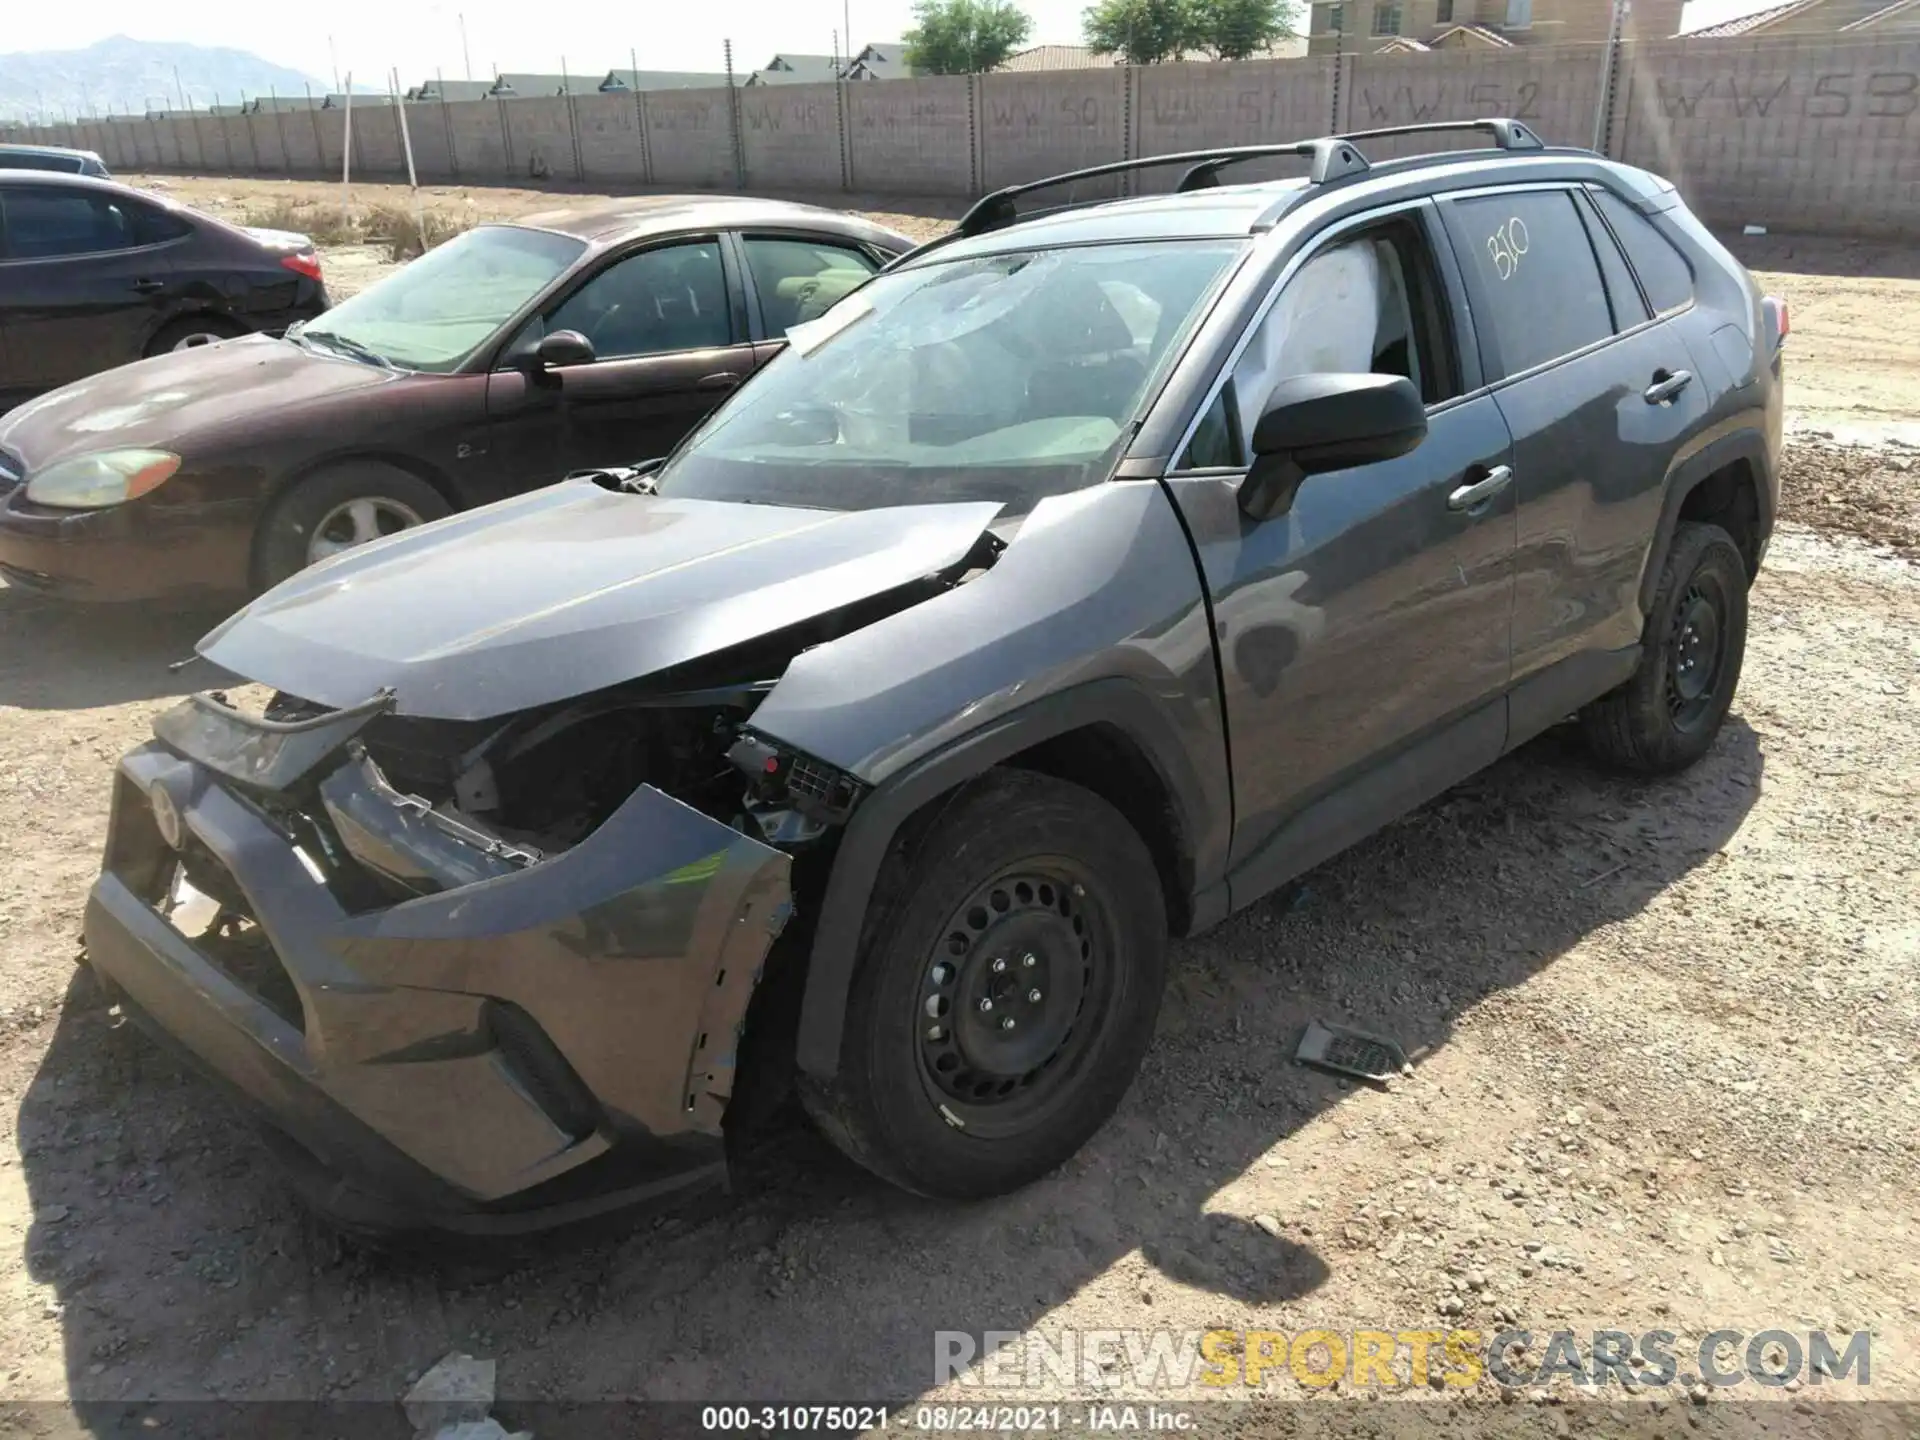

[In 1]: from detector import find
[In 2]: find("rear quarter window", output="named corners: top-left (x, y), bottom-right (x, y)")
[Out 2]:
top-left (1590, 187), bottom-right (1695, 315)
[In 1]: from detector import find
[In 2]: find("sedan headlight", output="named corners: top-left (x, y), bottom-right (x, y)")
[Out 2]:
top-left (24, 449), bottom-right (182, 510)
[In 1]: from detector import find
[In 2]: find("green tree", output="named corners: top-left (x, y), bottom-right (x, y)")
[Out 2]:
top-left (1194, 0), bottom-right (1299, 59)
top-left (1082, 0), bottom-right (1199, 64)
top-left (903, 0), bottom-right (1035, 74)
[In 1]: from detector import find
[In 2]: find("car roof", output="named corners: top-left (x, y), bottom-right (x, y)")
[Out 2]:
top-left (0, 142), bottom-right (99, 159)
top-left (506, 194), bottom-right (912, 249)
top-left (0, 167), bottom-right (132, 192)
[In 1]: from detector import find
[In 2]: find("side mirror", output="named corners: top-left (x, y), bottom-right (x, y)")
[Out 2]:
top-left (522, 328), bottom-right (596, 374)
top-left (1238, 373), bottom-right (1427, 521)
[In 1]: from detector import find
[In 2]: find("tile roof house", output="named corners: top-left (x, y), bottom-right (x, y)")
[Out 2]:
top-left (1683, 0), bottom-right (1920, 34)
top-left (596, 68), bottom-right (732, 92)
top-left (1307, 0), bottom-right (1685, 54)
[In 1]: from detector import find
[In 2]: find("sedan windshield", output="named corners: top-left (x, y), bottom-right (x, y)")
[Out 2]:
top-left (295, 224), bottom-right (584, 372)
top-left (653, 238), bottom-right (1244, 515)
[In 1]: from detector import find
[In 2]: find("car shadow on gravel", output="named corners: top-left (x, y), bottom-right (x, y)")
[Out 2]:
top-left (16, 717), bottom-right (1762, 1422)
top-left (0, 584), bottom-right (235, 710)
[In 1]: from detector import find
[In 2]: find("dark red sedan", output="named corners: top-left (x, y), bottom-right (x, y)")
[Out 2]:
top-left (0, 197), bottom-right (908, 601)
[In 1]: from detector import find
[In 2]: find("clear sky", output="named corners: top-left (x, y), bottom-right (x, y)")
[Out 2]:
top-left (4, 0), bottom-right (1788, 88)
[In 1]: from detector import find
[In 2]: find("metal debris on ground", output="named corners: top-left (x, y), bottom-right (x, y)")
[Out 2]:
top-left (1295, 1019), bottom-right (1409, 1082)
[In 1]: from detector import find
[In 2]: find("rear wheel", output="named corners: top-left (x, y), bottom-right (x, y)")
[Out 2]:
top-left (1582, 520), bottom-right (1748, 775)
top-left (253, 464), bottom-right (451, 591)
top-left (146, 315), bottom-right (246, 356)
top-left (800, 769), bottom-right (1168, 1198)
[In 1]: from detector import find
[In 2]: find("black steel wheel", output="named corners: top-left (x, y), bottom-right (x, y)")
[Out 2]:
top-left (1583, 520), bottom-right (1748, 775)
top-left (801, 768), bottom-right (1168, 1199)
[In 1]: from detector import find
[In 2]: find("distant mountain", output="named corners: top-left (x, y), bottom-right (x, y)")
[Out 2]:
top-left (0, 35), bottom-right (345, 122)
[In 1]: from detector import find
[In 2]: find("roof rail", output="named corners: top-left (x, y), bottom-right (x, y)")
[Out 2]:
top-left (885, 117), bottom-right (1551, 267)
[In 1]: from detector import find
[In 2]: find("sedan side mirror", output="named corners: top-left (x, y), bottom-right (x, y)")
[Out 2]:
top-left (1237, 373), bottom-right (1427, 521)
top-left (524, 328), bottom-right (596, 374)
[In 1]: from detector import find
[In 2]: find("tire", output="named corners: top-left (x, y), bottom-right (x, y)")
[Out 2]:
top-left (799, 769), bottom-right (1168, 1199)
top-left (146, 315), bottom-right (246, 357)
top-left (1581, 520), bottom-right (1749, 775)
top-left (252, 464), bottom-right (452, 591)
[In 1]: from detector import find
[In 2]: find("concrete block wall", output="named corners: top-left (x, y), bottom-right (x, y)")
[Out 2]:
top-left (575, 92), bottom-right (650, 183)
top-left (846, 76), bottom-right (974, 192)
top-left (1614, 36), bottom-right (1920, 235)
top-left (642, 90), bottom-right (734, 188)
top-left (740, 83), bottom-right (844, 192)
top-left (24, 33), bottom-right (1920, 237)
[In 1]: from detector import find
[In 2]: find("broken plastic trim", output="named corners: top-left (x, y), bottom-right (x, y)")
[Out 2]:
top-left (320, 746), bottom-right (541, 897)
top-left (152, 688), bottom-right (394, 792)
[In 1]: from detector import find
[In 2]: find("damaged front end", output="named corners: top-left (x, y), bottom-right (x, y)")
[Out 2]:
top-left (84, 634), bottom-right (982, 1234)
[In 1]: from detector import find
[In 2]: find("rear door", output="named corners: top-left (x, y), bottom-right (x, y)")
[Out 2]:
top-left (1439, 185), bottom-right (1709, 737)
top-left (484, 234), bottom-right (754, 487)
top-left (0, 182), bottom-right (177, 391)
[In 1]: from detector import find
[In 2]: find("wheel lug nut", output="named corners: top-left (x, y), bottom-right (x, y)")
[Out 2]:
top-left (1028, 988), bottom-right (1042, 1003)
top-left (928, 1024), bottom-right (944, 1041)
top-left (991, 958), bottom-right (1007, 974)
top-left (979, 998), bottom-right (993, 1013)
top-left (931, 963), bottom-right (951, 985)
top-left (1001, 1017), bottom-right (1016, 1031)
top-left (924, 995), bottom-right (944, 1017)
top-left (1022, 953), bottom-right (1037, 968)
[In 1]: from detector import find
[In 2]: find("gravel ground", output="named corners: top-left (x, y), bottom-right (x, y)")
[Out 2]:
top-left (0, 174), bottom-right (1915, 1430)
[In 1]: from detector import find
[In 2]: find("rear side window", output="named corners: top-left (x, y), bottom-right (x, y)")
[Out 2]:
top-left (1575, 193), bottom-right (1651, 332)
top-left (740, 235), bottom-right (879, 337)
top-left (1447, 190), bottom-right (1613, 377)
top-left (1589, 188), bottom-right (1695, 315)
top-left (0, 150), bottom-right (82, 174)
top-left (1, 187), bottom-right (135, 259)
top-left (131, 204), bottom-right (193, 245)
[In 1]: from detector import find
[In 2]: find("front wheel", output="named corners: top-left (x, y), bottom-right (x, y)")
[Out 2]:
top-left (800, 769), bottom-right (1168, 1199)
top-left (252, 464), bottom-right (451, 591)
top-left (1582, 520), bottom-right (1749, 775)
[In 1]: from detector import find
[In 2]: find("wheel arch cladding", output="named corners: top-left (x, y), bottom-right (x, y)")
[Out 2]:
top-left (1642, 429), bottom-right (1772, 615)
top-left (740, 479), bottom-right (1237, 1081)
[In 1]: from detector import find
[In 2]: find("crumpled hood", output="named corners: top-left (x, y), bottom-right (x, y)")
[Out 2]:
top-left (198, 478), bottom-right (1003, 721)
top-left (0, 334), bottom-right (390, 473)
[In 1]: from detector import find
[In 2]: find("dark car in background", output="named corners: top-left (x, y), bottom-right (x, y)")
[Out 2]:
top-left (0, 170), bottom-right (327, 410)
top-left (0, 196), bottom-right (908, 601)
top-left (0, 143), bottom-right (112, 178)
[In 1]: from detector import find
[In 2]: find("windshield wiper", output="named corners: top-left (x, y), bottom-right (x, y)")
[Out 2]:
top-left (301, 329), bottom-right (395, 371)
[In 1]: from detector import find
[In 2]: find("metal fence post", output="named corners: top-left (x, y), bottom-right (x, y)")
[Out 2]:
top-left (1593, 0), bottom-right (1627, 154)
top-left (724, 39), bottom-right (746, 188)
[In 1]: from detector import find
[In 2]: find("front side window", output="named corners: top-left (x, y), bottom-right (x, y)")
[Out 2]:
top-left (2, 188), bottom-right (134, 259)
top-left (741, 235), bottom-right (879, 337)
top-left (534, 240), bottom-right (732, 359)
top-left (655, 239), bottom-right (1244, 516)
top-left (296, 223), bottom-right (584, 372)
top-left (1448, 190), bottom-right (1613, 378)
top-left (1180, 219), bottom-right (1453, 470)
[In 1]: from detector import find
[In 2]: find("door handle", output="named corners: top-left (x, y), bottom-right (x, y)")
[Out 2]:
top-left (1447, 464), bottom-right (1513, 512)
top-left (1644, 369), bottom-right (1693, 405)
top-left (696, 372), bottom-right (742, 392)
top-left (131, 278), bottom-right (166, 295)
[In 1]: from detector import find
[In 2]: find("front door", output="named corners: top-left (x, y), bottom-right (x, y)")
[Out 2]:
top-left (485, 235), bottom-right (755, 490)
top-left (1156, 203), bottom-right (1518, 906)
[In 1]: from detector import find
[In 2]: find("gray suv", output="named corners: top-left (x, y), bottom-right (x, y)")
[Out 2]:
top-left (82, 119), bottom-right (1783, 1232)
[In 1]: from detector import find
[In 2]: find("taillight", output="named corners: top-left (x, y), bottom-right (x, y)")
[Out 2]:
top-left (281, 251), bottom-right (323, 282)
